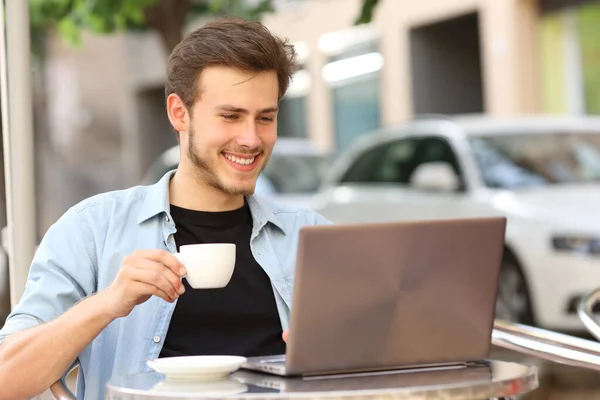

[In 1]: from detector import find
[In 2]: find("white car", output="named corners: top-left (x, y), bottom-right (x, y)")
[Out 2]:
top-left (143, 138), bottom-right (332, 208)
top-left (312, 115), bottom-right (600, 332)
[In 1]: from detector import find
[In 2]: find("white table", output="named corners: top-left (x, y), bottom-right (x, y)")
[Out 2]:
top-left (106, 360), bottom-right (538, 400)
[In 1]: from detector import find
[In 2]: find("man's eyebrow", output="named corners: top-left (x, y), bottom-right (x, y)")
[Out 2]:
top-left (215, 105), bottom-right (278, 113)
top-left (216, 104), bottom-right (247, 113)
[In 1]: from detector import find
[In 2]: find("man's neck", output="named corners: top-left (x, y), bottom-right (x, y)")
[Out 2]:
top-left (169, 169), bottom-right (245, 212)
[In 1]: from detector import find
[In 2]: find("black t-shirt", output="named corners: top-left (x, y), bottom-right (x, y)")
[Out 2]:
top-left (159, 202), bottom-right (286, 358)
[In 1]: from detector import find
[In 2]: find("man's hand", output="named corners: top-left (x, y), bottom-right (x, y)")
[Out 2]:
top-left (101, 249), bottom-right (187, 318)
top-left (282, 330), bottom-right (289, 343)
top-left (0, 249), bottom-right (186, 399)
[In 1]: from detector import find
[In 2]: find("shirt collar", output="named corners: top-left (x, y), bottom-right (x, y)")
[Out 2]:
top-left (137, 170), bottom-right (174, 224)
top-left (246, 194), bottom-right (287, 235)
top-left (137, 170), bottom-right (287, 234)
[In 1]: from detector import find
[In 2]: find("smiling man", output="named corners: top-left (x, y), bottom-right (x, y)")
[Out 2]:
top-left (0, 17), bottom-right (330, 399)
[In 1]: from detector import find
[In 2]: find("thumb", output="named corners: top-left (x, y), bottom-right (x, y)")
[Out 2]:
top-left (282, 330), bottom-right (289, 343)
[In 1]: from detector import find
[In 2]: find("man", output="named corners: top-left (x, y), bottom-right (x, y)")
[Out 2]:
top-left (0, 17), bottom-right (330, 399)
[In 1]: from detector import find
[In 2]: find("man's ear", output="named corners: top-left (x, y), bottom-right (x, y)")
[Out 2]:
top-left (167, 93), bottom-right (189, 133)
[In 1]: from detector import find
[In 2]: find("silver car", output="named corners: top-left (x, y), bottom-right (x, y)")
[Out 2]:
top-left (312, 114), bottom-right (600, 331)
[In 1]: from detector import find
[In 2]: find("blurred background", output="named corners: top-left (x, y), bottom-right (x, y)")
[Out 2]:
top-left (3, 0), bottom-right (600, 398)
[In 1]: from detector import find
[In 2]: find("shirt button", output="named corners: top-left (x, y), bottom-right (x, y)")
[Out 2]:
top-left (153, 336), bottom-right (161, 343)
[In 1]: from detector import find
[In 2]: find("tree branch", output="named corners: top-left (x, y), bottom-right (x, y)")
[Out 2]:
top-left (144, 0), bottom-right (191, 53)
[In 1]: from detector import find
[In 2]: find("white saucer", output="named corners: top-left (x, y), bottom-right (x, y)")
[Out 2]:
top-left (150, 377), bottom-right (248, 395)
top-left (147, 355), bottom-right (248, 381)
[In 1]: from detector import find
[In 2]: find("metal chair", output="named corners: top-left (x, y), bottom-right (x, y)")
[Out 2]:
top-left (49, 365), bottom-right (77, 400)
top-left (578, 287), bottom-right (600, 342)
top-left (492, 319), bottom-right (600, 371)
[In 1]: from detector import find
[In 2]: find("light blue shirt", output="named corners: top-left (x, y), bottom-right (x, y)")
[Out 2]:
top-left (0, 171), bottom-right (330, 399)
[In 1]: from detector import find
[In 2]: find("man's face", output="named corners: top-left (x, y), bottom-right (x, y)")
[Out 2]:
top-left (181, 66), bottom-right (279, 196)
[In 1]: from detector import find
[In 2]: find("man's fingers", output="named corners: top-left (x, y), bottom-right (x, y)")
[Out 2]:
top-left (135, 258), bottom-right (185, 295)
top-left (132, 281), bottom-right (175, 303)
top-left (132, 249), bottom-right (186, 276)
top-left (282, 330), bottom-right (289, 343)
top-left (127, 266), bottom-right (182, 300)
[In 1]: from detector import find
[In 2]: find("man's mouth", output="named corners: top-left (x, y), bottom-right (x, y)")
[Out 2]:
top-left (222, 152), bottom-right (259, 167)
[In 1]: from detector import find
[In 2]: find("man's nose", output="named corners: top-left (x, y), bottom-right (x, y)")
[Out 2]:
top-left (236, 122), bottom-right (261, 149)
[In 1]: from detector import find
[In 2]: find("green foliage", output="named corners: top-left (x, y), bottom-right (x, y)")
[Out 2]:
top-left (29, 0), bottom-right (274, 49)
top-left (208, 0), bottom-right (274, 20)
top-left (29, 0), bottom-right (377, 53)
top-left (354, 0), bottom-right (379, 25)
top-left (29, 0), bottom-right (159, 46)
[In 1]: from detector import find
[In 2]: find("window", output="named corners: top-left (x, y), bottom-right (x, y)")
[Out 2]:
top-left (340, 138), bottom-right (416, 183)
top-left (277, 96), bottom-right (307, 138)
top-left (407, 137), bottom-right (466, 191)
top-left (469, 131), bottom-right (600, 189)
top-left (278, 68), bottom-right (310, 138)
top-left (331, 75), bottom-right (381, 151)
top-left (263, 153), bottom-right (331, 194)
top-left (340, 136), bottom-right (464, 190)
top-left (321, 29), bottom-right (382, 152)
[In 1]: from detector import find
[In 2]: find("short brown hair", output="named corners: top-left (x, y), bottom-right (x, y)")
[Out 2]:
top-left (165, 17), bottom-right (298, 111)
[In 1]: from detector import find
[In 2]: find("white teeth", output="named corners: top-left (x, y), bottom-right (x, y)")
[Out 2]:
top-left (224, 154), bottom-right (255, 166)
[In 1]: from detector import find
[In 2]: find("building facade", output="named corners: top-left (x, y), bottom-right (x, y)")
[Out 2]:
top-left (538, 0), bottom-right (600, 115)
top-left (263, 0), bottom-right (540, 152)
top-left (37, 0), bottom-right (600, 231)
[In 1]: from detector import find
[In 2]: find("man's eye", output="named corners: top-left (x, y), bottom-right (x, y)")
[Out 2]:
top-left (260, 116), bottom-right (275, 122)
top-left (222, 114), bottom-right (238, 120)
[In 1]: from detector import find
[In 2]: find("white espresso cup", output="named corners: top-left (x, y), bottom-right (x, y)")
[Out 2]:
top-left (173, 243), bottom-right (236, 289)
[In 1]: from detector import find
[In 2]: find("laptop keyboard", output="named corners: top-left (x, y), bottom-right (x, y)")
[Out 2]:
top-left (260, 357), bottom-right (286, 364)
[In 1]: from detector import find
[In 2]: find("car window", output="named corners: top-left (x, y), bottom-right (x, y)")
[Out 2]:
top-left (340, 138), bottom-right (417, 184)
top-left (469, 137), bottom-right (546, 189)
top-left (406, 136), bottom-right (465, 190)
top-left (469, 132), bottom-right (600, 189)
top-left (261, 154), bottom-right (330, 194)
top-left (339, 136), bottom-right (464, 189)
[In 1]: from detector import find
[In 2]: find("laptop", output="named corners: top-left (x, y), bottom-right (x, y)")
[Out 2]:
top-left (235, 360), bottom-right (493, 392)
top-left (242, 217), bottom-right (507, 377)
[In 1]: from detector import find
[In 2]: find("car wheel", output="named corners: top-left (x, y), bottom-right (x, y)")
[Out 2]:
top-left (495, 255), bottom-right (535, 325)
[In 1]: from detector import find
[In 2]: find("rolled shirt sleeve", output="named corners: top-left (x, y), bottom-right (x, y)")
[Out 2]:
top-left (0, 207), bottom-right (98, 344)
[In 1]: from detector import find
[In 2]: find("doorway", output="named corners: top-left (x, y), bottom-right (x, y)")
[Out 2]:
top-left (409, 12), bottom-right (484, 115)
